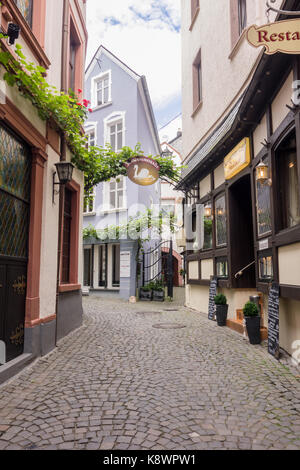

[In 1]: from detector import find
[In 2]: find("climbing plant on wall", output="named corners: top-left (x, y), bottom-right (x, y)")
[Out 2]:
top-left (0, 35), bottom-right (182, 190)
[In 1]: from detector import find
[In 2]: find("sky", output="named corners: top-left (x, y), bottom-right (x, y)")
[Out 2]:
top-left (86, 0), bottom-right (182, 134)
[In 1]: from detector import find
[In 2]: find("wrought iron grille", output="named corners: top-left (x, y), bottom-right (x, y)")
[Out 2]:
top-left (0, 126), bottom-right (31, 259)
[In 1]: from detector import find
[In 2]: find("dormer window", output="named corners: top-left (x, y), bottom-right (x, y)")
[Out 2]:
top-left (91, 71), bottom-right (112, 108)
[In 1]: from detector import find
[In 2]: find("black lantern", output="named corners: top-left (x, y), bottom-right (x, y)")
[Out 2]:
top-left (53, 162), bottom-right (74, 203)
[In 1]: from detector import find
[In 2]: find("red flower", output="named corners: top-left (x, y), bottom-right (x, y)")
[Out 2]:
top-left (76, 102), bottom-right (82, 107)
top-left (88, 108), bottom-right (93, 113)
top-left (78, 89), bottom-right (82, 94)
top-left (83, 99), bottom-right (89, 107)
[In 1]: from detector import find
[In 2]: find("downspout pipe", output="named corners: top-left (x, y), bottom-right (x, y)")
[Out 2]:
top-left (55, 0), bottom-right (69, 346)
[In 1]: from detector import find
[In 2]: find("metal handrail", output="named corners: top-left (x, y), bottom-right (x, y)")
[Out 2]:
top-left (234, 261), bottom-right (255, 279)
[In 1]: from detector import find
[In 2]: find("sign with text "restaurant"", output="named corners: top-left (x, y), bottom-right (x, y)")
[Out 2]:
top-left (247, 19), bottom-right (300, 55)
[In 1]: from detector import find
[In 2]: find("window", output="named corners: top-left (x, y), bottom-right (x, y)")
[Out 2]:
top-left (109, 121), bottom-right (123, 152)
top-left (258, 252), bottom-right (273, 282)
top-left (276, 130), bottom-right (300, 230)
top-left (69, 38), bottom-right (77, 92)
top-left (112, 244), bottom-right (120, 287)
top-left (92, 71), bottom-right (111, 108)
top-left (193, 49), bottom-right (202, 111)
top-left (83, 187), bottom-right (95, 214)
top-left (215, 195), bottom-right (227, 247)
top-left (191, 0), bottom-right (199, 21)
top-left (109, 177), bottom-right (125, 210)
top-left (85, 127), bottom-right (96, 148)
top-left (238, 0), bottom-right (247, 35)
top-left (104, 112), bottom-right (125, 152)
top-left (61, 188), bottom-right (72, 284)
top-left (216, 258), bottom-right (229, 279)
top-left (203, 202), bottom-right (213, 250)
top-left (14, 0), bottom-right (33, 27)
top-left (99, 245), bottom-right (107, 287)
top-left (256, 160), bottom-right (272, 236)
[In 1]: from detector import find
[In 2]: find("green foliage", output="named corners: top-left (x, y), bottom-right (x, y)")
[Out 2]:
top-left (214, 294), bottom-right (227, 305)
top-left (243, 301), bottom-right (259, 317)
top-left (0, 39), bottom-right (182, 190)
top-left (140, 285), bottom-right (151, 292)
top-left (83, 225), bottom-right (99, 240)
top-left (148, 279), bottom-right (164, 292)
top-left (82, 210), bottom-right (176, 241)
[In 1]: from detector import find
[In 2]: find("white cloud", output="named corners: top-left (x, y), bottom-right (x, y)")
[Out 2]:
top-left (86, 0), bottom-right (181, 115)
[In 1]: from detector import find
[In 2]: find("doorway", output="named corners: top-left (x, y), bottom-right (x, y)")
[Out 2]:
top-left (0, 125), bottom-right (31, 362)
top-left (228, 174), bottom-right (255, 288)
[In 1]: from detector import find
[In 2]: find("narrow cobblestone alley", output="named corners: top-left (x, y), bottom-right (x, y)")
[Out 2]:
top-left (0, 296), bottom-right (299, 450)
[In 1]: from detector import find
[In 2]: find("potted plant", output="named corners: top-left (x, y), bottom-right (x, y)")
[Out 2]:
top-left (243, 301), bottom-right (261, 345)
top-left (214, 294), bottom-right (228, 326)
top-left (139, 284), bottom-right (152, 301)
top-left (152, 280), bottom-right (165, 302)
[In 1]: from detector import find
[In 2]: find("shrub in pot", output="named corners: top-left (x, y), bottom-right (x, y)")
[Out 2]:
top-left (139, 285), bottom-right (152, 301)
top-left (214, 294), bottom-right (228, 326)
top-left (151, 280), bottom-right (165, 302)
top-left (243, 301), bottom-right (261, 345)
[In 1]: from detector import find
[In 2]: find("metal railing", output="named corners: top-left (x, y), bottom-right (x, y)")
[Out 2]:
top-left (234, 260), bottom-right (255, 279)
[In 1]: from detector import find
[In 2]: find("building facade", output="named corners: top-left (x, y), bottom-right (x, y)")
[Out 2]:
top-left (179, 0), bottom-right (300, 359)
top-left (0, 0), bottom-right (87, 381)
top-left (83, 46), bottom-right (161, 300)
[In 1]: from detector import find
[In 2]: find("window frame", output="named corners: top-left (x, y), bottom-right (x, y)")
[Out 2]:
top-left (91, 70), bottom-right (112, 109)
top-left (104, 111), bottom-right (126, 153)
top-left (238, 0), bottom-right (247, 36)
top-left (192, 49), bottom-right (202, 114)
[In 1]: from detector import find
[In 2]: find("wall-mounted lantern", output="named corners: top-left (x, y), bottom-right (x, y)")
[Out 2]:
top-left (256, 161), bottom-right (272, 186)
top-left (204, 206), bottom-right (212, 218)
top-left (53, 162), bottom-right (74, 203)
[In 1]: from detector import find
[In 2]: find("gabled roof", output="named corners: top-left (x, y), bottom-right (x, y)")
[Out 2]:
top-left (85, 45), bottom-right (141, 82)
top-left (85, 45), bottom-right (161, 155)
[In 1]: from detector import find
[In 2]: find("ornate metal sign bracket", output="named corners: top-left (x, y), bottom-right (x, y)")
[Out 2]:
top-left (267, 0), bottom-right (300, 19)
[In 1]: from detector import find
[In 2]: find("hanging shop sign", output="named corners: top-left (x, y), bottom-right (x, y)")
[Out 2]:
top-left (224, 138), bottom-right (251, 180)
top-left (247, 19), bottom-right (300, 55)
top-left (125, 156), bottom-right (160, 186)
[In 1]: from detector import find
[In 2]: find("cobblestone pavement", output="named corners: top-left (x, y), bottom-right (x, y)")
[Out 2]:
top-left (0, 296), bottom-right (300, 451)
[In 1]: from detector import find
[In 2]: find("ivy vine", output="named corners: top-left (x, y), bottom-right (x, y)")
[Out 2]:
top-left (0, 35), bottom-right (183, 190)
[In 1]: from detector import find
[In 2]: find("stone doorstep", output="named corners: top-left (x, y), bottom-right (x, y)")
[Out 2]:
top-left (226, 319), bottom-right (268, 341)
top-left (0, 354), bottom-right (34, 386)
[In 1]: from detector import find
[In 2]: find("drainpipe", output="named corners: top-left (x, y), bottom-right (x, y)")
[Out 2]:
top-left (55, 0), bottom-right (69, 346)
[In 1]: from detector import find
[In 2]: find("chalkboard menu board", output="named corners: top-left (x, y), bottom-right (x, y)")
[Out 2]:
top-left (208, 276), bottom-right (218, 321)
top-left (268, 282), bottom-right (280, 359)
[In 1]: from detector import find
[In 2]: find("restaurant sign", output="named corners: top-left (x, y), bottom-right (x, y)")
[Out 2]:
top-left (247, 19), bottom-right (300, 55)
top-left (125, 156), bottom-right (160, 186)
top-left (224, 138), bottom-right (251, 180)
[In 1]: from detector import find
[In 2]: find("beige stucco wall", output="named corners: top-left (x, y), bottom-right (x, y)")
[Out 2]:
top-left (214, 163), bottom-right (225, 189)
top-left (39, 146), bottom-right (60, 319)
top-left (278, 243), bottom-right (300, 286)
top-left (188, 261), bottom-right (199, 280)
top-left (253, 114), bottom-right (267, 157)
top-left (45, 0), bottom-right (64, 90)
top-left (199, 174), bottom-right (211, 198)
top-left (181, 0), bottom-right (284, 163)
top-left (200, 259), bottom-right (213, 280)
top-left (271, 71), bottom-right (293, 133)
top-left (185, 284), bottom-right (210, 313)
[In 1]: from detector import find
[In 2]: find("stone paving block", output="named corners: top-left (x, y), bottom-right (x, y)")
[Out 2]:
top-left (0, 296), bottom-right (299, 451)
